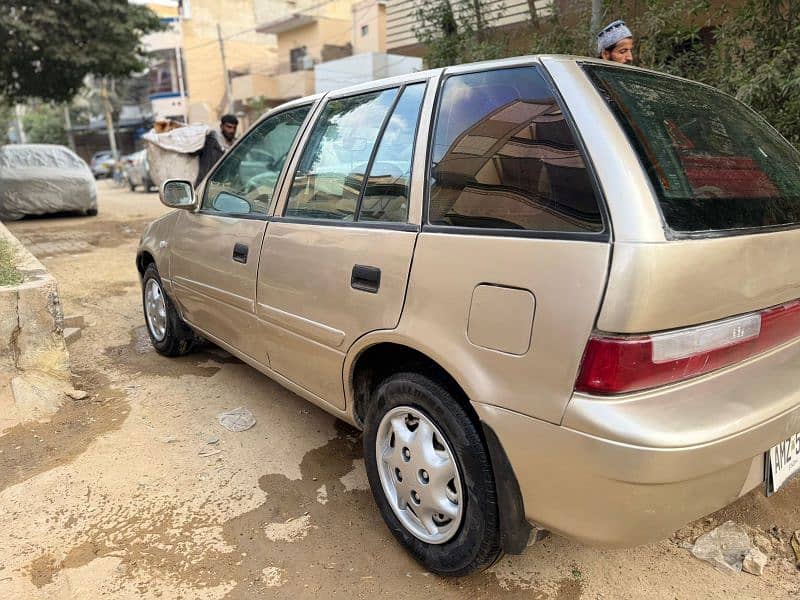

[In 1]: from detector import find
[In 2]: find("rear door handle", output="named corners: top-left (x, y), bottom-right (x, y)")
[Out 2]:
top-left (351, 264), bottom-right (381, 293)
top-left (232, 243), bottom-right (249, 264)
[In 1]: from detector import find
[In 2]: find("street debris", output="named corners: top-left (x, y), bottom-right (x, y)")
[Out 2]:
top-left (206, 435), bottom-right (220, 445)
top-left (742, 547), bottom-right (768, 576)
top-left (198, 448), bottom-right (221, 458)
top-left (791, 531), bottom-right (800, 568)
top-left (264, 513), bottom-right (313, 542)
top-left (689, 521), bottom-right (768, 574)
top-left (217, 407), bottom-right (256, 432)
top-left (65, 389), bottom-right (88, 400)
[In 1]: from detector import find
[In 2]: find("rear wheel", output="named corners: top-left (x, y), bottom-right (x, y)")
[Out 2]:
top-left (142, 263), bottom-right (195, 356)
top-left (363, 372), bottom-right (502, 576)
top-left (85, 207), bottom-right (98, 217)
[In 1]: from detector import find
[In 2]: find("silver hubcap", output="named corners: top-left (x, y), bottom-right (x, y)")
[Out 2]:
top-left (376, 406), bottom-right (463, 544)
top-left (144, 278), bottom-right (167, 342)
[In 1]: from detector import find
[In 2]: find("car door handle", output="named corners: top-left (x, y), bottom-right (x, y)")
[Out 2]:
top-left (232, 243), bottom-right (249, 264)
top-left (351, 264), bottom-right (381, 293)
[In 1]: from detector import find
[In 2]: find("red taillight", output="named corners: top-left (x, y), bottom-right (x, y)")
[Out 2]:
top-left (576, 298), bottom-right (800, 395)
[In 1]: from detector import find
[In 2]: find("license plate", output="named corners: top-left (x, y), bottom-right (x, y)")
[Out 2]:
top-left (766, 432), bottom-right (800, 495)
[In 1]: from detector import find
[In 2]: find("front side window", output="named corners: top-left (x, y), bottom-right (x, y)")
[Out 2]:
top-left (428, 66), bottom-right (603, 233)
top-left (202, 105), bottom-right (311, 217)
top-left (586, 65), bottom-right (800, 234)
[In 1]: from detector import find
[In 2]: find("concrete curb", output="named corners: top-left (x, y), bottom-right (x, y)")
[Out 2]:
top-left (0, 221), bottom-right (75, 434)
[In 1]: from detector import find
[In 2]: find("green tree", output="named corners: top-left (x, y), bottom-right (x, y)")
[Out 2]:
top-left (710, 0), bottom-right (800, 145)
top-left (22, 104), bottom-right (67, 144)
top-left (0, 0), bottom-right (163, 104)
top-left (414, 0), bottom-right (507, 69)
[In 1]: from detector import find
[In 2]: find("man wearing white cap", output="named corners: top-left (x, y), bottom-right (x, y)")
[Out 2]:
top-left (597, 20), bottom-right (634, 64)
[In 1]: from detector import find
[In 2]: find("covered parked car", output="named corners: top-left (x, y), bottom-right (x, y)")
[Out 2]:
top-left (0, 144), bottom-right (98, 220)
top-left (125, 149), bottom-right (156, 192)
top-left (137, 56), bottom-right (800, 576)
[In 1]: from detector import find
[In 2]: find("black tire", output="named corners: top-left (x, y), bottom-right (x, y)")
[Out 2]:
top-left (363, 372), bottom-right (503, 576)
top-left (85, 207), bottom-right (98, 217)
top-left (141, 263), bottom-right (195, 357)
top-left (129, 181), bottom-right (136, 191)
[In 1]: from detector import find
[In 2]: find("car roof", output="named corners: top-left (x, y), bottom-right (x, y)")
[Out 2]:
top-left (2, 143), bottom-right (73, 152)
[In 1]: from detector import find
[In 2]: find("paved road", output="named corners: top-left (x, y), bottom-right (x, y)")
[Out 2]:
top-left (0, 181), bottom-right (798, 599)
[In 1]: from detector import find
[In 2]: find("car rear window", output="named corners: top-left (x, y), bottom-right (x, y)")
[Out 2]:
top-left (585, 65), bottom-right (800, 234)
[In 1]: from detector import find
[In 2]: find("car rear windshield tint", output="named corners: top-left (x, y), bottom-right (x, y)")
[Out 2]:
top-left (586, 65), bottom-right (800, 234)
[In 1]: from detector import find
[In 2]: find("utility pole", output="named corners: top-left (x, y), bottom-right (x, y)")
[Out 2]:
top-left (13, 104), bottom-right (27, 144)
top-left (591, 0), bottom-right (603, 41)
top-left (99, 78), bottom-right (119, 161)
top-left (63, 105), bottom-right (76, 152)
top-left (175, 13), bottom-right (188, 123)
top-left (217, 24), bottom-right (234, 115)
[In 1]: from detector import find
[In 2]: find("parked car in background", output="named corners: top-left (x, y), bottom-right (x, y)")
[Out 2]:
top-left (137, 56), bottom-right (800, 576)
top-left (125, 149), bottom-right (156, 192)
top-left (90, 150), bottom-right (115, 179)
top-left (0, 144), bottom-right (98, 220)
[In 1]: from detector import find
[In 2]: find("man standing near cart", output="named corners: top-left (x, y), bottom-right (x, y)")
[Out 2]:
top-left (194, 114), bottom-right (239, 187)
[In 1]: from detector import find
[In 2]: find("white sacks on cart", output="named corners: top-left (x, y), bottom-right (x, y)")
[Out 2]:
top-left (142, 125), bottom-right (210, 188)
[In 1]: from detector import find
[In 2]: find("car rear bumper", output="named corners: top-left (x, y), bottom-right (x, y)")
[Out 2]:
top-left (474, 337), bottom-right (800, 546)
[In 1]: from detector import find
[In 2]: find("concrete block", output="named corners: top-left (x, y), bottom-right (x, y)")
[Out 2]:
top-left (63, 314), bottom-right (85, 329)
top-left (64, 327), bottom-right (82, 344)
top-left (10, 372), bottom-right (66, 424)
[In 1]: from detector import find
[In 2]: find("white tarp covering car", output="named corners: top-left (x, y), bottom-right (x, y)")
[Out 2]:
top-left (0, 144), bottom-right (98, 220)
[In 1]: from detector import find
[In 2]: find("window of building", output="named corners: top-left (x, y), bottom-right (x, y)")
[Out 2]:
top-left (290, 46), bottom-right (308, 72)
top-left (428, 66), bottom-right (603, 233)
top-left (361, 24), bottom-right (369, 37)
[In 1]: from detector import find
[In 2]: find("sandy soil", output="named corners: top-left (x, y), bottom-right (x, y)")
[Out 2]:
top-left (1, 180), bottom-right (798, 599)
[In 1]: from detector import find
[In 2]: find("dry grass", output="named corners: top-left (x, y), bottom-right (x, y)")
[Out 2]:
top-left (0, 238), bottom-right (22, 286)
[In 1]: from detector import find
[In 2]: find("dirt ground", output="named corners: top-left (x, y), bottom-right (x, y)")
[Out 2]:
top-left (1, 180), bottom-right (799, 599)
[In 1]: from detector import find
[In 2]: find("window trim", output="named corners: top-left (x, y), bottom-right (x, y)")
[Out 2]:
top-left (355, 81), bottom-right (428, 224)
top-left (421, 63), bottom-right (611, 241)
top-left (352, 85), bottom-right (405, 221)
top-left (198, 102), bottom-right (317, 221)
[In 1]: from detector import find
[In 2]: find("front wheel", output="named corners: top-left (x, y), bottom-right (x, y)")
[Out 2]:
top-left (363, 372), bottom-right (503, 576)
top-left (142, 264), bottom-right (195, 356)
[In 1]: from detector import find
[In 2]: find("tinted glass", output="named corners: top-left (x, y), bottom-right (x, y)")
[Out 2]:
top-left (203, 105), bottom-right (311, 216)
top-left (428, 66), bottom-right (603, 233)
top-left (285, 89), bottom-right (397, 220)
top-left (587, 65), bottom-right (800, 234)
top-left (359, 83), bottom-right (426, 222)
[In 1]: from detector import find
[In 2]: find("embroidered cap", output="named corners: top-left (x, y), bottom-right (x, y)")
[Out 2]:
top-left (597, 20), bottom-right (632, 54)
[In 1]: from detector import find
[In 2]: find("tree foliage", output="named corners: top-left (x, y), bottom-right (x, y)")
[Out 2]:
top-left (710, 0), bottom-right (800, 145)
top-left (416, 0), bottom-right (800, 144)
top-left (414, 0), bottom-right (506, 69)
top-left (0, 0), bottom-right (163, 104)
top-left (22, 104), bottom-right (67, 145)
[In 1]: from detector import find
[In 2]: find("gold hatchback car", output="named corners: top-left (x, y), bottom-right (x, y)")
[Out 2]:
top-left (137, 56), bottom-right (800, 576)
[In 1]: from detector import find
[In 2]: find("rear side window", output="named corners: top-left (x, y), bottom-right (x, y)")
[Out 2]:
top-left (428, 66), bottom-right (603, 233)
top-left (285, 83), bottom-right (426, 223)
top-left (586, 65), bottom-right (800, 234)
